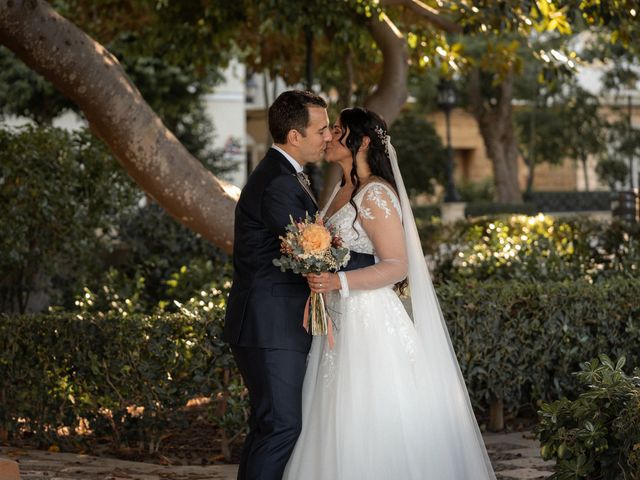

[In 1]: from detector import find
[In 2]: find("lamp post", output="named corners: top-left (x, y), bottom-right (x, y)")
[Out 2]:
top-left (628, 92), bottom-right (635, 191)
top-left (437, 78), bottom-right (461, 202)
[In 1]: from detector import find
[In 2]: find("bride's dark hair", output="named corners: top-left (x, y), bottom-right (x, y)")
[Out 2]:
top-left (337, 107), bottom-right (397, 200)
top-left (337, 107), bottom-right (407, 294)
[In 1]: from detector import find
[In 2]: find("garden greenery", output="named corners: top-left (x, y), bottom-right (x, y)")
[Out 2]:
top-left (2, 129), bottom-right (638, 464)
top-left (439, 278), bottom-right (640, 416)
top-left (0, 125), bottom-right (138, 313)
top-left (537, 355), bottom-right (640, 479)
top-left (2, 277), bottom-right (638, 456)
top-left (0, 125), bottom-right (230, 315)
top-left (418, 214), bottom-right (640, 283)
top-left (0, 280), bottom-right (245, 459)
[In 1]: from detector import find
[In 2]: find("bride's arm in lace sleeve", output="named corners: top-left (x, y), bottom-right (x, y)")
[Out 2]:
top-left (309, 183), bottom-right (407, 294)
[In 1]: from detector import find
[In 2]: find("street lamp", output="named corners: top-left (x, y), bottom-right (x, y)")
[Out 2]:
top-left (437, 78), bottom-right (461, 202)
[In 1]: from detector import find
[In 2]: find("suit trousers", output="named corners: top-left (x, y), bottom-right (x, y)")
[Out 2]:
top-left (232, 346), bottom-right (308, 480)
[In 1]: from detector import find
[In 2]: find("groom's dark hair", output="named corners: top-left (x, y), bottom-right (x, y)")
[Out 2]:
top-left (269, 90), bottom-right (327, 144)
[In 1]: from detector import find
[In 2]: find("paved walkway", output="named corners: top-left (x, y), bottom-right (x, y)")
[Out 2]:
top-left (2, 431), bottom-right (552, 479)
top-left (484, 431), bottom-right (553, 479)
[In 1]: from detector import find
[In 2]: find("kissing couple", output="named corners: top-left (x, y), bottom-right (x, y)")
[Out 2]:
top-left (224, 90), bottom-right (496, 480)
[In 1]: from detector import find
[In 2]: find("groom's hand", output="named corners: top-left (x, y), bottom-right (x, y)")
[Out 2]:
top-left (305, 272), bottom-right (339, 294)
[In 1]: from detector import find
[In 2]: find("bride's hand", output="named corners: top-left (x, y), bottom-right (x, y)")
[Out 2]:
top-left (305, 272), bottom-right (340, 293)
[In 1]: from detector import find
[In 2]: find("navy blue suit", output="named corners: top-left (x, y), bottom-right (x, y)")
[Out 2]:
top-left (224, 148), bottom-right (374, 479)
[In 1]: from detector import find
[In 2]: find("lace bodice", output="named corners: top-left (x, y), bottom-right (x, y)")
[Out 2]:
top-left (324, 181), bottom-right (407, 291)
top-left (324, 182), bottom-right (400, 253)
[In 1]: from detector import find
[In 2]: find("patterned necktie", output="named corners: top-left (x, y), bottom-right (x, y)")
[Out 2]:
top-left (295, 171), bottom-right (318, 206)
top-left (297, 171), bottom-right (311, 187)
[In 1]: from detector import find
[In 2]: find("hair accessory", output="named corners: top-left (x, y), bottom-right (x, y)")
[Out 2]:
top-left (374, 125), bottom-right (390, 156)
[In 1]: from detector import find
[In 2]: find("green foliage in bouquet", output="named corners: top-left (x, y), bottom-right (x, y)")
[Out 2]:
top-left (273, 213), bottom-right (350, 274)
top-left (537, 355), bottom-right (640, 479)
top-left (272, 213), bottom-right (350, 340)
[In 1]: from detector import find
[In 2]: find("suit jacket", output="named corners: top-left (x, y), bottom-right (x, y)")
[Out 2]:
top-left (223, 148), bottom-right (374, 352)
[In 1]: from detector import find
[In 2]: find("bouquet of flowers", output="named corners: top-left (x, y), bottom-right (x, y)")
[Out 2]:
top-left (273, 212), bottom-right (350, 346)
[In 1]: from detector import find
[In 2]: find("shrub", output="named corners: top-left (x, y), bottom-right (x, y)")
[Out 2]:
top-left (0, 125), bottom-right (138, 313)
top-left (72, 255), bottom-right (232, 315)
top-left (0, 122), bottom-right (231, 314)
top-left (430, 214), bottom-right (640, 283)
top-left (390, 110), bottom-right (447, 197)
top-left (3, 275), bottom-right (639, 456)
top-left (464, 202), bottom-right (538, 217)
top-left (0, 279), bottom-right (245, 458)
top-left (438, 278), bottom-right (640, 416)
top-left (457, 178), bottom-right (495, 203)
top-left (537, 355), bottom-right (640, 479)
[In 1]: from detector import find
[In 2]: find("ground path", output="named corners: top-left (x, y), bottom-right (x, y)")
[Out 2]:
top-left (1, 431), bottom-right (552, 479)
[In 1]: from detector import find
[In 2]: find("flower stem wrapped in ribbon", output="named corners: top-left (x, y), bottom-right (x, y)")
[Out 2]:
top-left (273, 213), bottom-right (350, 347)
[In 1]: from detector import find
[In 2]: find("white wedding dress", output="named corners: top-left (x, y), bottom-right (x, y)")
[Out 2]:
top-left (283, 180), bottom-right (496, 480)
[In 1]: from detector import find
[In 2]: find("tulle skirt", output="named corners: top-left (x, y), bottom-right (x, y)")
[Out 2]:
top-left (283, 287), bottom-right (495, 480)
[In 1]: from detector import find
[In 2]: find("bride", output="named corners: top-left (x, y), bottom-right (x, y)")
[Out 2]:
top-left (283, 107), bottom-right (496, 479)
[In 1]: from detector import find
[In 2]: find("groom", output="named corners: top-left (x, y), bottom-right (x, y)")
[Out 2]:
top-left (224, 90), bottom-right (374, 480)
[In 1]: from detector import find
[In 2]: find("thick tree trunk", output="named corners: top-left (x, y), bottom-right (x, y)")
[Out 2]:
top-left (0, 0), bottom-right (239, 253)
top-left (365, 12), bottom-right (409, 125)
top-left (321, 12), bottom-right (410, 206)
top-left (367, 0), bottom-right (459, 122)
top-left (489, 397), bottom-right (504, 432)
top-left (524, 100), bottom-right (537, 195)
top-left (468, 68), bottom-right (522, 204)
top-left (524, 154), bottom-right (535, 195)
top-left (581, 156), bottom-right (590, 191)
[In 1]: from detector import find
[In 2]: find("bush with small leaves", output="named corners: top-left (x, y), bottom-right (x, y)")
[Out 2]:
top-left (537, 355), bottom-right (640, 479)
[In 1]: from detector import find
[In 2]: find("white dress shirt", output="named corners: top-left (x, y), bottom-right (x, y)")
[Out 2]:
top-left (272, 145), bottom-right (304, 173)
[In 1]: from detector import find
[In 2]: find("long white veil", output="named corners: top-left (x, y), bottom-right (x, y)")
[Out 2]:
top-left (387, 138), bottom-right (497, 479)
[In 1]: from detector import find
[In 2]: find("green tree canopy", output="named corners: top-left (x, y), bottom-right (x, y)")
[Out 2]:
top-left (1, 0), bottom-right (638, 252)
top-left (390, 109), bottom-right (447, 197)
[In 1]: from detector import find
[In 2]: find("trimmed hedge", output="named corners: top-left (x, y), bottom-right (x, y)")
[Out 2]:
top-left (1, 278), bottom-right (638, 451)
top-left (525, 191), bottom-right (613, 213)
top-left (0, 306), bottom-right (245, 455)
top-left (428, 215), bottom-right (640, 284)
top-left (465, 202), bottom-right (538, 217)
top-left (439, 278), bottom-right (640, 429)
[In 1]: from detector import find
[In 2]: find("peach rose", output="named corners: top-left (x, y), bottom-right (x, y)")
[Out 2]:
top-left (300, 224), bottom-right (331, 253)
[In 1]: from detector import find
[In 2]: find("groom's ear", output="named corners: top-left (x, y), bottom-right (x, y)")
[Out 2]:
top-left (287, 128), bottom-right (301, 146)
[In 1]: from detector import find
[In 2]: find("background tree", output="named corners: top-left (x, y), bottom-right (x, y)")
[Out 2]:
top-left (389, 109), bottom-right (447, 197)
top-left (0, 42), bottom-right (233, 175)
top-left (0, 0), bottom-right (241, 253)
top-left (596, 158), bottom-right (629, 190)
top-left (0, 46), bottom-right (72, 124)
top-left (1, 0), bottom-right (637, 249)
top-left (603, 118), bottom-right (640, 190)
top-left (465, 38), bottom-right (525, 203)
top-left (0, 126), bottom-right (138, 313)
top-left (421, 1), bottom-right (637, 202)
top-left (512, 37), bottom-right (573, 195)
top-left (515, 103), bottom-right (569, 195)
top-left (563, 86), bottom-right (608, 191)
top-left (515, 81), bottom-right (608, 194)
top-left (581, 28), bottom-right (640, 191)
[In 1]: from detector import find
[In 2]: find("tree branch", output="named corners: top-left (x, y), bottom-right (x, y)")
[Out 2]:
top-left (0, 0), bottom-right (238, 254)
top-left (364, 12), bottom-right (409, 123)
top-left (381, 0), bottom-right (462, 34)
top-left (321, 11), bottom-right (411, 205)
